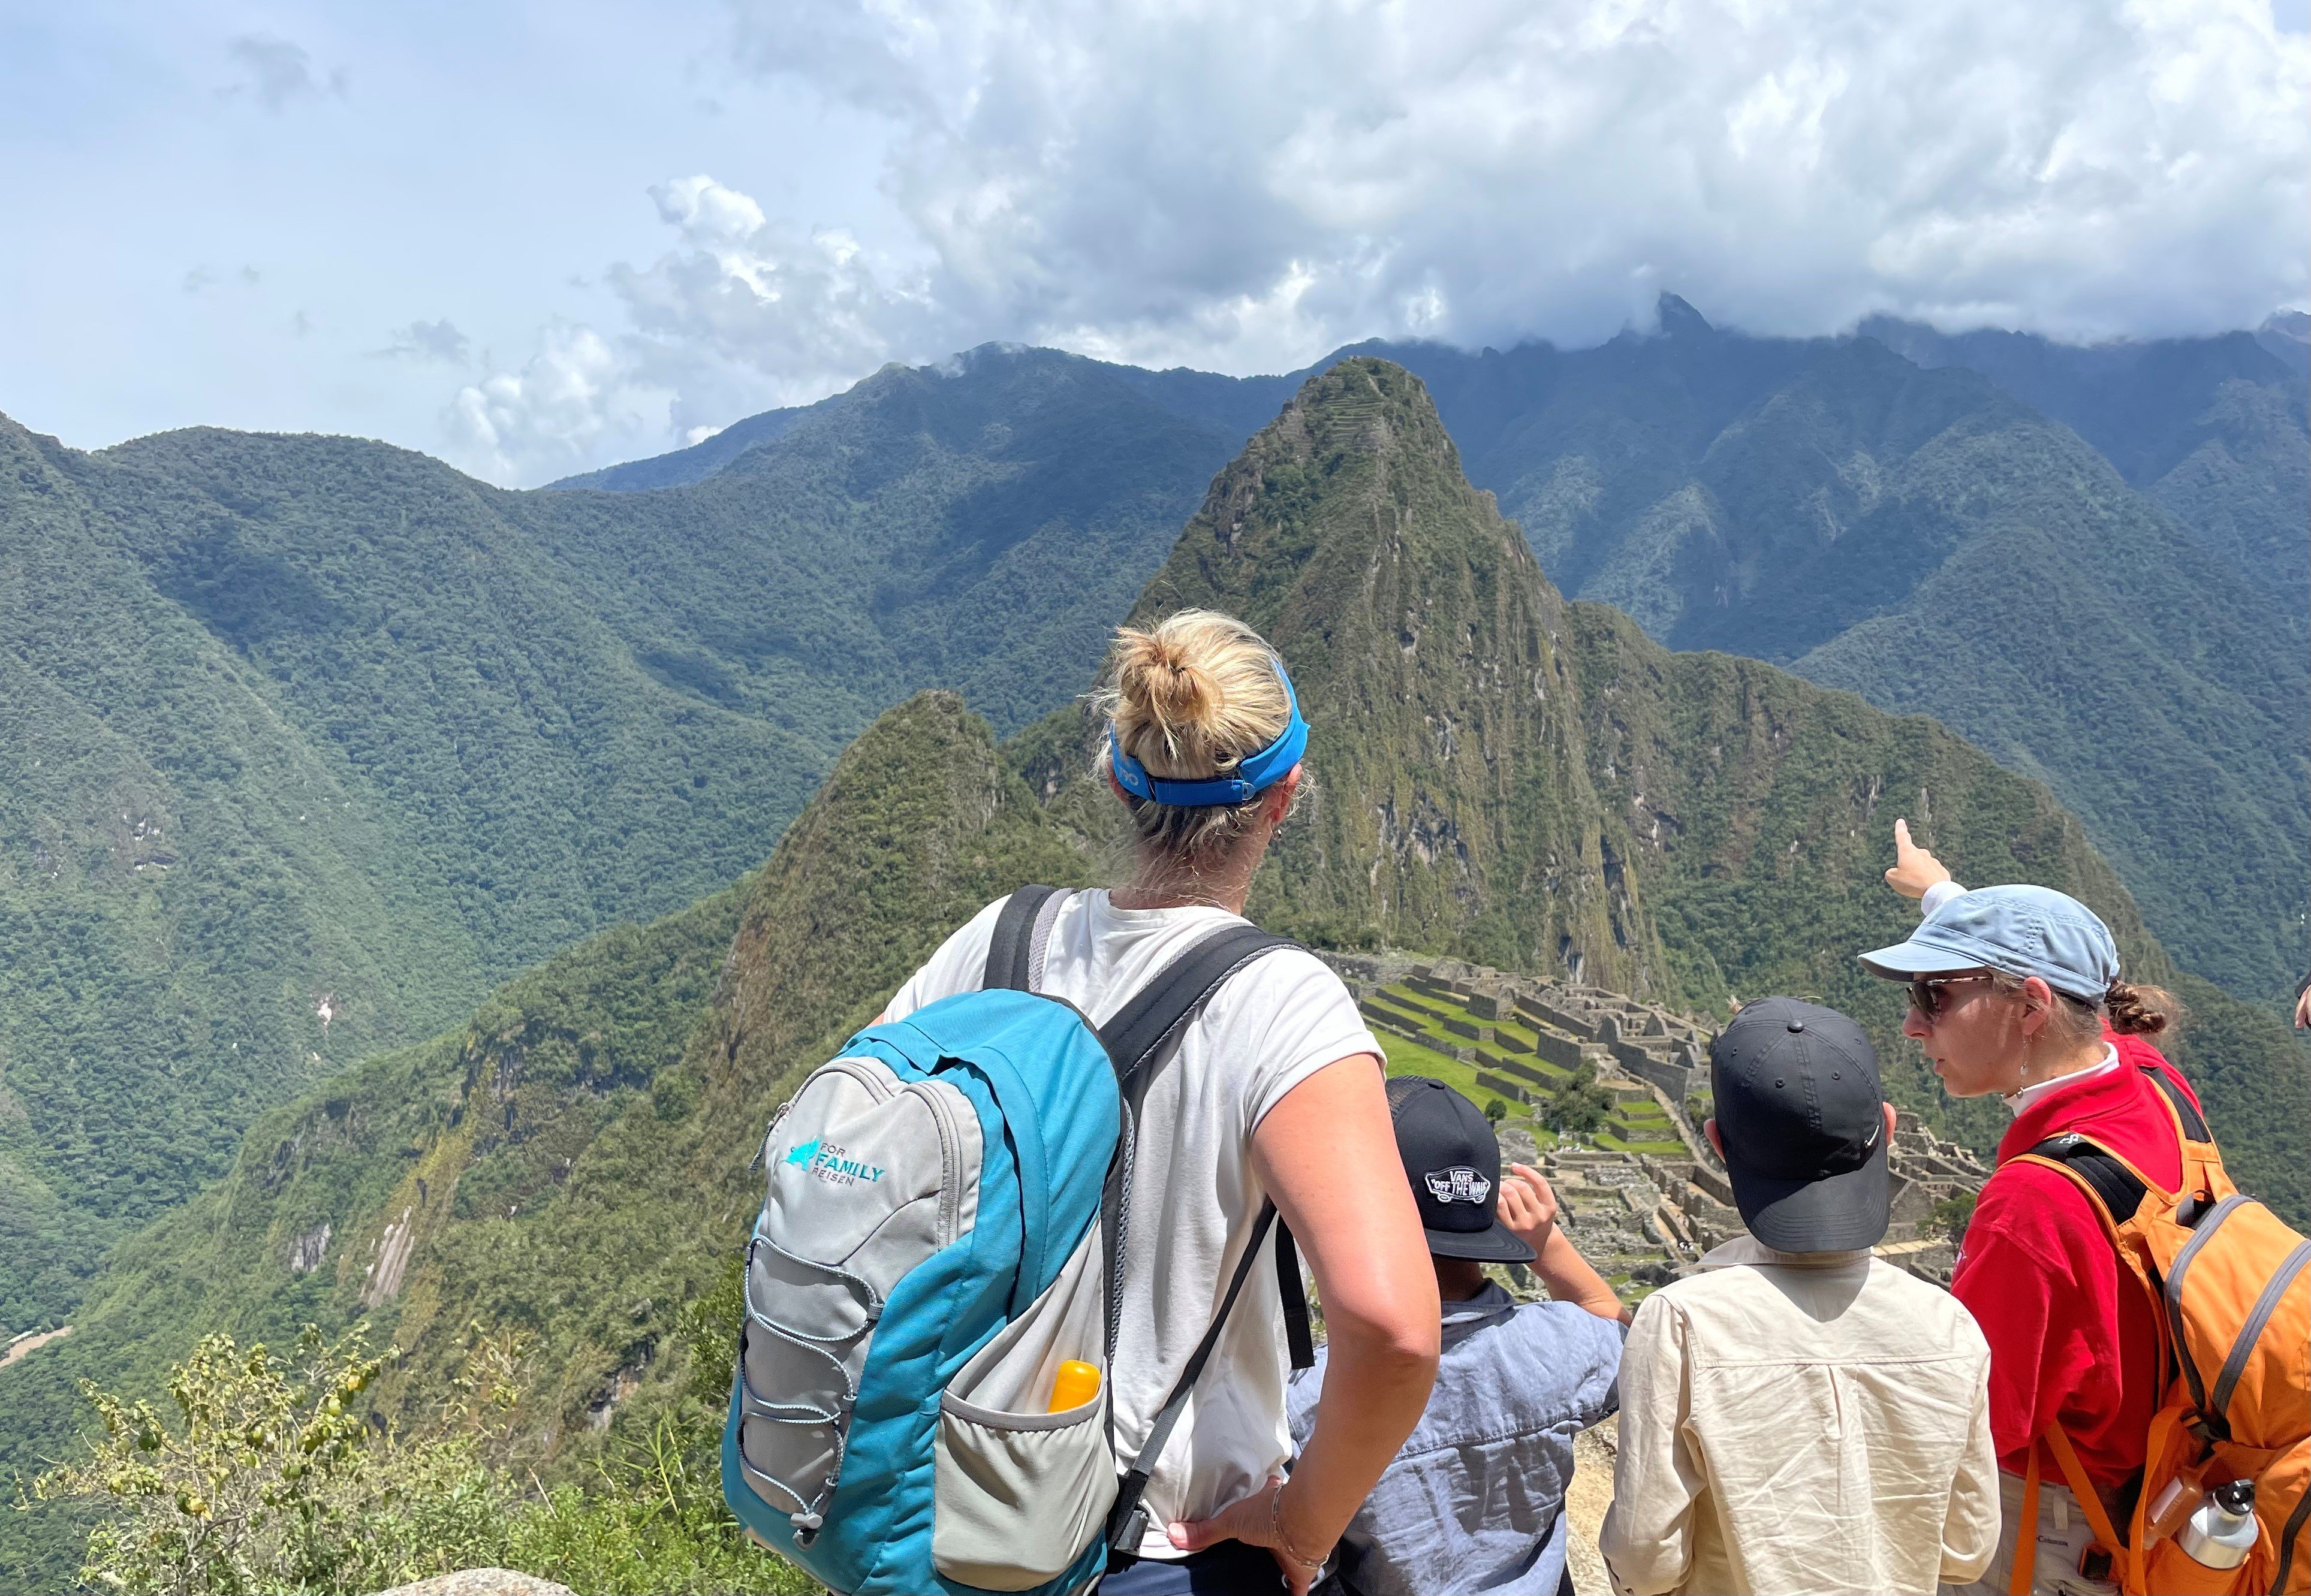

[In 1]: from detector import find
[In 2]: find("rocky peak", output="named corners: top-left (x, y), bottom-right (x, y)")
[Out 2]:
top-left (1121, 357), bottom-right (1660, 986)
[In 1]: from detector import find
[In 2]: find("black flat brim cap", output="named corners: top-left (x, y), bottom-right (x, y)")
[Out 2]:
top-left (1724, 1132), bottom-right (1891, 1253)
top-left (1423, 1217), bottom-right (1536, 1263)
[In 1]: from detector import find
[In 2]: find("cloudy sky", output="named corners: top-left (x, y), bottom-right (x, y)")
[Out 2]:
top-left (4, 0), bottom-right (2305, 486)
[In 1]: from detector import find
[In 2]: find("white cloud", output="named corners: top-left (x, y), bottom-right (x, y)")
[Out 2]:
top-left (223, 34), bottom-right (347, 112)
top-left (448, 324), bottom-right (662, 483)
top-left (375, 319), bottom-right (472, 364)
top-left (451, 0), bottom-right (2310, 482)
top-left (449, 175), bottom-right (935, 481)
top-left (732, 0), bottom-right (2309, 355)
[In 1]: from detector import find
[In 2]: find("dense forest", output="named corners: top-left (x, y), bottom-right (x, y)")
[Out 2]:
top-left (2, 309), bottom-right (2301, 1343)
top-left (0, 353), bottom-right (1247, 1334)
top-left (4, 362), bottom-right (2302, 1590)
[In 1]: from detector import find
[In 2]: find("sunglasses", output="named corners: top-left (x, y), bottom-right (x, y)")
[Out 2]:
top-left (1908, 973), bottom-right (1996, 1019)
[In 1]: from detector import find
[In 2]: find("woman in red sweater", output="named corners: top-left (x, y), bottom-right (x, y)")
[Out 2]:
top-left (1866, 823), bottom-right (2189, 1596)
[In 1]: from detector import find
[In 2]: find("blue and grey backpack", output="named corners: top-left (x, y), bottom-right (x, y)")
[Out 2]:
top-left (722, 885), bottom-right (1318, 1595)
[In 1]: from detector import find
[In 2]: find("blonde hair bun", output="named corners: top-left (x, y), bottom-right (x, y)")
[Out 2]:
top-left (1104, 610), bottom-right (1292, 782)
top-left (1099, 609), bottom-right (1298, 862)
top-left (1114, 629), bottom-right (1224, 760)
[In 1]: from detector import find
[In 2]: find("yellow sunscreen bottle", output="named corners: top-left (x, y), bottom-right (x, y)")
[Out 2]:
top-left (1048, 1360), bottom-right (1101, 1413)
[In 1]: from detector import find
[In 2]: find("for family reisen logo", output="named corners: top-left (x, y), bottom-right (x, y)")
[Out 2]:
top-left (783, 1138), bottom-right (888, 1187)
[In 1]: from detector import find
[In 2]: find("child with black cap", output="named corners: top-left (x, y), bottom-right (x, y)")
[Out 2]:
top-left (1286, 1075), bottom-right (1627, 1596)
top-left (1597, 997), bottom-right (2000, 1596)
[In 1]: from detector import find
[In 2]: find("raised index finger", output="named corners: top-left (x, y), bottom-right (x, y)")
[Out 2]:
top-left (1893, 817), bottom-right (1914, 856)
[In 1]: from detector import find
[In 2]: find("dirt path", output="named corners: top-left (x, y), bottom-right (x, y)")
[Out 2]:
top-left (1, 1323), bottom-right (71, 1369)
top-left (1565, 1414), bottom-right (1619, 1595)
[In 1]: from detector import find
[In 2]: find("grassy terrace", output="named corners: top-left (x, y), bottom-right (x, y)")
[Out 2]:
top-left (1370, 1027), bottom-right (1559, 1152)
top-left (1361, 980), bottom-right (1690, 1157)
top-left (1361, 979), bottom-right (1587, 1149)
top-left (1362, 984), bottom-right (1572, 1065)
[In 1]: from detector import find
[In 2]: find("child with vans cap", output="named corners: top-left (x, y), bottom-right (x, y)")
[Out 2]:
top-left (1280, 1077), bottom-right (1626, 1596)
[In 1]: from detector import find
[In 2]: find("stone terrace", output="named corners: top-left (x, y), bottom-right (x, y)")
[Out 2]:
top-left (1315, 951), bottom-right (1990, 1293)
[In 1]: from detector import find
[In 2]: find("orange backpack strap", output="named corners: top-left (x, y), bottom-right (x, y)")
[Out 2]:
top-left (2043, 1423), bottom-right (2132, 1590)
top-left (2162, 1193), bottom-right (2256, 1426)
top-left (2011, 1441), bottom-right (2044, 1596)
top-left (2005, 1428), bottom-right (2133, 1596)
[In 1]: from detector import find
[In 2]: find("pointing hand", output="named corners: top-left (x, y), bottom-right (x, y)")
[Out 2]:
top-left (1884, 818), bottom-right (1952, 902)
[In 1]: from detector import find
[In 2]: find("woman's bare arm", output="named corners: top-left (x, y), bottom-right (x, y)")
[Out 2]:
top-left (1170, 1054), bottom-right (1439, 1594)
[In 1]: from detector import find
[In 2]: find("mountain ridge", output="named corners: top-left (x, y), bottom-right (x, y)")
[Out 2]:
top-left (7, 363), bottom-right (2302, 1588)
top-left (564, 309), bottom-right (2307, 1000)
top-left (4, 304), bottom-right (2300, 1338)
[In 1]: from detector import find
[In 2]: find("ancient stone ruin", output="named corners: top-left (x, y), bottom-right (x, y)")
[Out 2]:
top-left (1316, 951), bottom-right (1990, 1292)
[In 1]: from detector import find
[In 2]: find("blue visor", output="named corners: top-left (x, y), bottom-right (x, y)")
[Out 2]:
top-left (1108, 661), bottom-right (1309, 808)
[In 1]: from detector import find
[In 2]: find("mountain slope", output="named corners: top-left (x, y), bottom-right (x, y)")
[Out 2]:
top-left (1346, 315), bottom-right (2308, 1003)
top-left (1020, 357), bottom-right (2308, 1193)
top-left (0, 349), bottom-right (1267, 1334)
top-left (523, 345), bottom-right (1270, 739)
top-left (0, 416), bottom-right (824, 1333)
top-left (0, 690), bottom-right (1096, 1589)
top-left (1860, 313), bottom-right (2310, 602)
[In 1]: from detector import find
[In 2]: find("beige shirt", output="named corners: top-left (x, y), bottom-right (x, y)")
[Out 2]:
top-left (1599, 1235), bottom-right (1999, 1596)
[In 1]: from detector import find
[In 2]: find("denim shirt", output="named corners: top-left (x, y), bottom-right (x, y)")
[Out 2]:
top-left (1288, 1283), bottom-right (1624, 1596)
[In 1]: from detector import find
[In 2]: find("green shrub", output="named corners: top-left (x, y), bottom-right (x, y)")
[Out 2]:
top-left (1540, 1075), bottom-right (1613, 1135)
top-left (29, 1313), bottom-right (809, 1596)
top-left (1926, 1192), bottom-right (1978, 1247)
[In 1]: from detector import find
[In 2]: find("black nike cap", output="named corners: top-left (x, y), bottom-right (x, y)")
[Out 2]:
top-left (1385, 1075), bottom-right (1535, 1263)
top-left (1709, 997), bottom-right (1890, 1252)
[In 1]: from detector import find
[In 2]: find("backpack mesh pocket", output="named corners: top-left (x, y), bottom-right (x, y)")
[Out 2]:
top-left (933, 1221), bottom-right (1116, 1590)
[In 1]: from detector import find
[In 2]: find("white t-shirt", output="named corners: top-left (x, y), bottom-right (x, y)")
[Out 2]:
top-left (883, 888), bottom-right (1382, 1558)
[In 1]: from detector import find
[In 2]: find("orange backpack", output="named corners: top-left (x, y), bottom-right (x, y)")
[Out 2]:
top-left (2009, 1063), bottom-right (2310, 1596)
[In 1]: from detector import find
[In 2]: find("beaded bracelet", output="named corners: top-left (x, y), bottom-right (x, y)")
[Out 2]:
top-left (1268, 1481), bottom-right (1329, 1573)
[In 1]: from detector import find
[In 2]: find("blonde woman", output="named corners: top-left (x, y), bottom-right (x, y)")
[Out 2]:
top-left (880, 611), bottom-right (1439, 1595)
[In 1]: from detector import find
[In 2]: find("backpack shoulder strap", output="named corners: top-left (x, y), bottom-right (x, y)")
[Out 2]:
top-left (2020, 1131), bottom-right (2150, 1233)
top-left (1092, 920), bottom-right (1314, 1556)
top-left (2141, 1064), bottom-right (2212, 1144)
top-left (1107, 1200), bottom-right (1284, 1555)
top-left (1093, 922), bottom-right (1301, 1096)
top-left (983, 885), bottom-right (1065, 992)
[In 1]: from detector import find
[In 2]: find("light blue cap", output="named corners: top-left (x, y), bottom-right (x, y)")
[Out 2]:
top-left (1858, 883), bottom-right (2120, 1003)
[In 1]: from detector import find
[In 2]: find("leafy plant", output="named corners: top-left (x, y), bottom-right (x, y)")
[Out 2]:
top-left (1541, 1076), bottom-right (1614, 1136)
top-left (27, 1325), bottom-right (500, 1595)
top-left (28, 1313), bottom-right (809, 1596)
top-left (1926, 1192), bottom-right (1978, 1247)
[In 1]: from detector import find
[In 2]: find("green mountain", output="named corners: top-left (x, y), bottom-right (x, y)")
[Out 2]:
top-left (523, 346), bottom-right (1264, 740)
top-left (1860, 312), bottom-right (2310, 603)
top-left (1022, 357), bottom-right (2307, 1185)
top-left (0, 349), bottom-right (1255, 1335)
top-left (7, 362), bottom-right (2301, 1588)
top-left (1345, 310), bottom-right (2307, 1006)
top-left (6, 309), bottom-right (2300, 1342)
top-left (583, 313), bottom-right (2309, 1005)
top-left (0, 415), bottom-right (829, 1336)
top-left (0, 691), bottom-right (1090, 1589)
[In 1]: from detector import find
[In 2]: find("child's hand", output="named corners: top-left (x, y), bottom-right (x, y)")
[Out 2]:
top-left (1500, 1164), bottom-right (1559, 1254)
top-left (1884, 818), bottom-right (1953, 901)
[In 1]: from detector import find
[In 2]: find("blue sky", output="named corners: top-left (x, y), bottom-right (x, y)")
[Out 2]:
top-left (3, 0), bottom-right (2304, 485)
